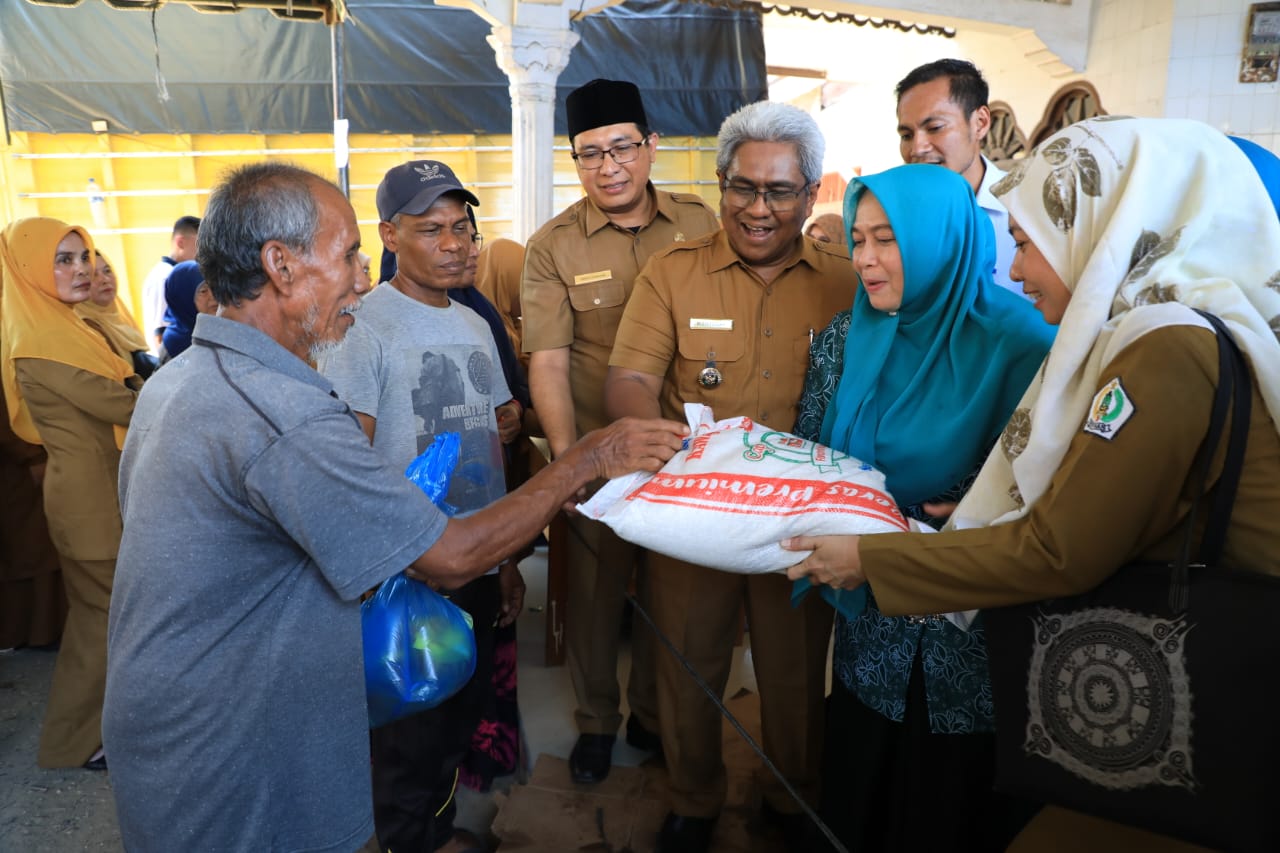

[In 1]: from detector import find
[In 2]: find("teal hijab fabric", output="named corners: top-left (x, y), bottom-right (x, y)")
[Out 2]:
top-left (820, 164), bottom-right (1053, 507)
top-left (796, 165), bottom-right (1053, 620)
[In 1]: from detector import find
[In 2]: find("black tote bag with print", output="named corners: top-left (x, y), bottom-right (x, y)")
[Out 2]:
top-left (984, 313), bottom-right (1280, 853)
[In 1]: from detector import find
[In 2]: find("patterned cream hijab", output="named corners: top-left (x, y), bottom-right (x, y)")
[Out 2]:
top-left (951, 117), bottom-right (1280, 529)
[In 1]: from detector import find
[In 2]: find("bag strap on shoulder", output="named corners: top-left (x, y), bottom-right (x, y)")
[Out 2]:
top-left (1169, 311), bottom-right (1252, 610)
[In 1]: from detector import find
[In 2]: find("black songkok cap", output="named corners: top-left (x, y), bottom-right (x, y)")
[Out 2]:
top-left (565, 79), bottom-right (649, 140)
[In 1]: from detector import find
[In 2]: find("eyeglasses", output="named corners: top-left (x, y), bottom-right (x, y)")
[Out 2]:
top-left (720, 181), bottom-right (810, 212)
top-left (572, 139), bottom-right (647, 170)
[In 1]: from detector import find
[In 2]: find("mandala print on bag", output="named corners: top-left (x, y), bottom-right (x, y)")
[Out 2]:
top-left (1024, 606), bottom-right (1197, 792)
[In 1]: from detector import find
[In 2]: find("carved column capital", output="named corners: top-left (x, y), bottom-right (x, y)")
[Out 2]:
top-left (486, 24), bottom-right (580, 241)
top-left (486, 25), bottom-right (579, 86)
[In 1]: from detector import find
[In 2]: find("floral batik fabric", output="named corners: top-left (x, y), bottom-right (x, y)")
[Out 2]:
top-left (797, 313), bottom-right (995, 734)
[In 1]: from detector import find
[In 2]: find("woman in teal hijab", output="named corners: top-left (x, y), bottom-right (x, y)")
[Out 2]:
top-left (793, 163), bottom-right (1053, 851)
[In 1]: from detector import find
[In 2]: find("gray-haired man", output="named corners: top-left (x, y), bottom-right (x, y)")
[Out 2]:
top-left (103, 162), bottom-right (686, 853)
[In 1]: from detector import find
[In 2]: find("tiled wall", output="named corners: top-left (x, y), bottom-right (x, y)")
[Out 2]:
top-left (1073, 0), bottom-right (1175, 118)
top-left (975, 0), bottom-right (1173, 142)
top-left (788, 0), bottom-right (1276, 189)
top-left (1163, 0), bottom-right (1280, 150)
top-left (805, 0), bottom-right (1188, 182)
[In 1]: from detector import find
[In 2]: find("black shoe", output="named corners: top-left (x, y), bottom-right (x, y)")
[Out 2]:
top-left (624, 715), bottom-right (662, 754)
top-left (761, 801), bottom-right (828, 851)
top-left (655, 812), bottom-right (715, 853)
top-left (569, 733), bottom-right (615, 784)
top-left (83, 754), bottom-right (107, 772)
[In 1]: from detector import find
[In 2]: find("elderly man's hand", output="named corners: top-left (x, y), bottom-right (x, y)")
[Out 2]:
top-left (782, 535), bottom-right (866, 591)
top-left (583, 417), bottom-right (688, 480)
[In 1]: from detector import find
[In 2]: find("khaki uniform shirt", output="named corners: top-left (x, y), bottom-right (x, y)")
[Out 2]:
top-left (609, 230), bottom-right (857, 431)
top-left (521, 186), bottom-right (718, 434)
top-left (15, 358), bottom-right (137, 561)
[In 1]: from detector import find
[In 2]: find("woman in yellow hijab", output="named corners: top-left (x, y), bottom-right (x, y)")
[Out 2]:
top-left (0, 217), bottom-right (138, 770)
top-left (76, 250), bottom-right (157, 378)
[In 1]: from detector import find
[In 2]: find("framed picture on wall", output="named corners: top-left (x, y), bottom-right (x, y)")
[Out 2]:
top-left (1240, 2), bottom-right (1280, 83)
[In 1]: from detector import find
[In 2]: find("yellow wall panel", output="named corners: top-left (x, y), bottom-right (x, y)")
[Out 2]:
top-left (3, 130), bottom-right (720, 322)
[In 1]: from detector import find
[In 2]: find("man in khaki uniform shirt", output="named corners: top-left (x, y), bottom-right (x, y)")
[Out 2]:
top-left (521, 78), bottom-right (719, 784)
top-left (606, 101), bottom-right (855, 853)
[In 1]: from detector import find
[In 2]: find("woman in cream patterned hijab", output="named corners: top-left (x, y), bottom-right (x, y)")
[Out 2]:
top-left (785, 117), bottom-right (1280, 851)
top-left (958, 116), bottom-right (1280, 528)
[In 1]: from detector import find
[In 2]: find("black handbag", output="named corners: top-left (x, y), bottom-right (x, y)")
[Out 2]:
top-left (984, 312), bottom-right (1280, 853)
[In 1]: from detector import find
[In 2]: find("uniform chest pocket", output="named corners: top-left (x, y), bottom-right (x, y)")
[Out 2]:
top-left (677, 328), bottom-right (746, 366)
top-left (567, 278), bottom-right (626, 312)
top-left (792, 335), bottom-right (813, 381)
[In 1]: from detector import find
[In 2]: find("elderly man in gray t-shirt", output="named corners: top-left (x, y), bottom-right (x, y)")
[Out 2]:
top-left (102, 163), bottom-right (686, 853)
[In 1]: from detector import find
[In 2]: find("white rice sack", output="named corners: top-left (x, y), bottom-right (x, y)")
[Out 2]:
top-left (578, 404), bottom-right (909, 573)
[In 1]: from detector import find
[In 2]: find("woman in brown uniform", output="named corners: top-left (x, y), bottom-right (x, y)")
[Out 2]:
top-left (76, 249), bottom-right (156, 379)
top-left (785, 117), bottom-right (1280, 852)
top-left (0, 218), bottom-right (138, 769)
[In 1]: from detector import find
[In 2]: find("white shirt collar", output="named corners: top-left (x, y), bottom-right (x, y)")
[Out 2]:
top-left (974, 155), bottom-right (1006, 214)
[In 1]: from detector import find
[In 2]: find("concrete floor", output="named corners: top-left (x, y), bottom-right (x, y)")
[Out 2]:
top-left (506, 545), bottom-right (759, 766)
top-left (1, 645), bottom-right (121, 852)
top-left (0, 545), bottom-right (763, 852)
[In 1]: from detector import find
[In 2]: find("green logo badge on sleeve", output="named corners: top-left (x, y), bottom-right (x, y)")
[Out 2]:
top-left (1084, 377), bottom-right (1135, 440)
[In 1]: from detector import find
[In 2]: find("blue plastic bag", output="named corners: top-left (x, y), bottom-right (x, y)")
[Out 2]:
top-left (362, 572), bottom-right (477, 728)
top-left (404, 431), bottom-right (461, 517)
top-left (361, 432), bottom-right (477, 728)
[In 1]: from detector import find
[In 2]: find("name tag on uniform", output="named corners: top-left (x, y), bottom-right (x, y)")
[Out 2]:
top-left (689, 318), bottom-right (734, 331)
top-left (573, 270), bottom-right (612, 285)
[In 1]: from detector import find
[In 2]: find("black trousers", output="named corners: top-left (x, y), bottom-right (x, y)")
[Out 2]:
top-left (818, 652), bottom-right (1039, 852)
top-left (371, 575), bottom-right (500, 853)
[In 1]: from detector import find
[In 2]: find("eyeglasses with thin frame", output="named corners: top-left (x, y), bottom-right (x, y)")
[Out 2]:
top-left (572, 138), bottom-right (648, 170)
top-left (720, 181), bottom-right (810, 212)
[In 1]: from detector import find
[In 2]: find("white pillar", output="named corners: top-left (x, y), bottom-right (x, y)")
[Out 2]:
top-left (487, 25), bottom-right (579, 242)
